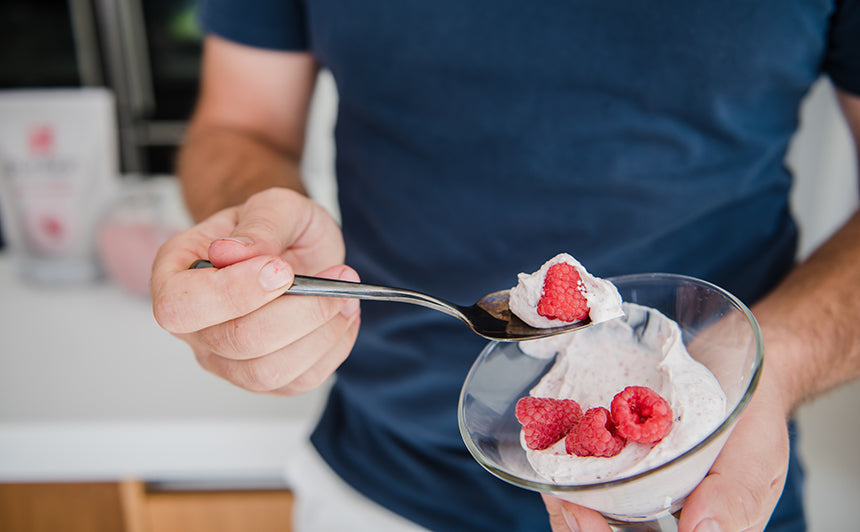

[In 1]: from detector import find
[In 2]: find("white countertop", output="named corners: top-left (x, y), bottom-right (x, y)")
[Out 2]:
top-left (0, 251), bottom-right (326, 484)
top-left (0, 420), bottom-right (307, 485)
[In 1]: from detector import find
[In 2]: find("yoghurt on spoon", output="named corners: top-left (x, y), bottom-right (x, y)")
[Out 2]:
top-left (509, 253), bottom-right (624, 328)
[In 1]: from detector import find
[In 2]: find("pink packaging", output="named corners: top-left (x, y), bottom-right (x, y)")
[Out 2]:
top-left (0, 89), bottom-right (118, 283)
top-left (97, 177), bottom-right (188, 298)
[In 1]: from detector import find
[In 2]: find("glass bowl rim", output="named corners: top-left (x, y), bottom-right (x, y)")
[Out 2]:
top-left (457, 272), bottom-right (764, 493)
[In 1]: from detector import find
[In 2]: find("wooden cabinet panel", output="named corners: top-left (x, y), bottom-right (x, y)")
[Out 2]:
top-left (143, 489), bottom-right (293, 532)
top-left (0, 482), bottom-right (293, 532)
top-left (0, 482), bottom-right (128, 532)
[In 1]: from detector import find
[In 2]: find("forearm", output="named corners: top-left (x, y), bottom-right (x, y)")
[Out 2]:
top-left (752, 208), bottom-right (860, 414)
top-left (176, 125), bottom-right (307, 222)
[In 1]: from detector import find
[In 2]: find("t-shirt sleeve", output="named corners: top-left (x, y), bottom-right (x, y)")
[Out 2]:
top-left (198, 0), bottom-right (309, 51)
top-left (823, 0), bottom-right (860, 95)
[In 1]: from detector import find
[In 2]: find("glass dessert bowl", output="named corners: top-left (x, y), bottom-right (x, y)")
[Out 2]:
top-left (458, 273), bottom-right (763, 530)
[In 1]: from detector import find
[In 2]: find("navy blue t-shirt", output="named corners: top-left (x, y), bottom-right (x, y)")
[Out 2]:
top-left (200, 2), bottom-right (860, 531)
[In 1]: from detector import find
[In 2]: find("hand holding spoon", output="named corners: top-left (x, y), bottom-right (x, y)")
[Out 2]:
top-left (191, 259), bottom-right (591, 341)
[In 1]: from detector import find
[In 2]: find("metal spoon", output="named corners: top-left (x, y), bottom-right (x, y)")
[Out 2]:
top-left (191, 259), bottom-right (591, 341)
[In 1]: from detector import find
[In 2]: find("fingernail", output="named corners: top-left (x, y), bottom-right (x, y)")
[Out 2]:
top-left (258, 258), bottom-right (292, 291)
top-left (562, 508), bottom-right (581, 532)
top-left (217, 236), bottom-right (254, 246)
top-left (339, 267), bottom-right (360, 283)
top-left (694, 519), bottom-right (722, 532)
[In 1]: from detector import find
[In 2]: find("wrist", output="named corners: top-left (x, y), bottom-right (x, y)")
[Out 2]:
top-left (751, 304), bottom-right (808, 417)
top-left (177, 127), bottom-right (307, 222)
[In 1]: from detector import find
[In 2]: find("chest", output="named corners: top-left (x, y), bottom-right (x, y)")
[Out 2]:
top-left (305, 1), bottom-right (833, 100)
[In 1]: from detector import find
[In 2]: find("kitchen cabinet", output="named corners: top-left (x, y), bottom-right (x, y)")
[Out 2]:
top-left (0, 480), bottom-right (294, 532)
top-left (0, 482), bottom-right (128, 532)
top-left (141, 485), bottom-right (293, 532)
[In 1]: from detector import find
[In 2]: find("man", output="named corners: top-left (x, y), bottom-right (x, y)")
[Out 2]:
top-left (151, 2), bottom-right (860, 530)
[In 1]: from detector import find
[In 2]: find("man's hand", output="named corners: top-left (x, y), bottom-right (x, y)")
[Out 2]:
top-left (151, 187), bottom-right (361, 396)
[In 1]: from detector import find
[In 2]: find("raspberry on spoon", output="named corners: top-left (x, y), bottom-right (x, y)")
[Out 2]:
top-left (536, 262), bottom-right (590, 322)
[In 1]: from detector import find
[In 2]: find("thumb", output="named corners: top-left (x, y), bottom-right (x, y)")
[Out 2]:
top-left (678, 373), bottom-right (789, 532)
top-left (207, 188), bottom-right (317, 268)
top-left (678, 471), bottom-right (786, 532)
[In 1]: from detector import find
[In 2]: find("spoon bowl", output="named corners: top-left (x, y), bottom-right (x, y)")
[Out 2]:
top-left (191, 259), bottom-right (591, 341)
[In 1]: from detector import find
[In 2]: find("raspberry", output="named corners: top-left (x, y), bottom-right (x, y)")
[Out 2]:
top-left (537, 262), bottom-right (590, 322)
top-left (565, 407), bottom-right (627, 457)
top-left (610, 386), bottom-right (673, 444)
top-left (515, 396), bottom-right (583, 450)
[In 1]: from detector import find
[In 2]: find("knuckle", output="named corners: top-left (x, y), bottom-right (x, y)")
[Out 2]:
top-left (193, 349), bottom-right (218, 375)
top-left (241, 357), bottom-right (288, 392)
top-left (246, 188), bottom-right (276, 204)
top-left (221, 317), bottom-right (262, 358)
top-left (737, 485), bottom-right (768, 529)
top-left (286, 365), bottom-right (330, 395)
top-left (242, 216), bottom-right (281, 241)
top-left (216, 274), bottom-right (252, 317)
top-left (316, 316), bottom-right (345, 346)
top-left (192, 349), bottom-right (245, 389)
top-left (250, 187), bottom-right (293, 204)
top-left (307, 295), bottom-right (339, 327)
top-left (194, 349), bottom-right (272, 392)
top-left (288, 326), bottom-right (356, 394)
top-left (730, 466), bottom-right (786, 530)
top-left (152, 291), bottom-right (186, 332)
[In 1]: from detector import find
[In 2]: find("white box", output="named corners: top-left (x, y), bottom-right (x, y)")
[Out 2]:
top-left (0, 88), bottom-right (119, 283)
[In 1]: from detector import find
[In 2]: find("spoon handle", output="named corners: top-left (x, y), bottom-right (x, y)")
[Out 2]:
top-left (191, 259), bottom-right (461, 318)
top-left (291, 275), bottom-right (458, 314)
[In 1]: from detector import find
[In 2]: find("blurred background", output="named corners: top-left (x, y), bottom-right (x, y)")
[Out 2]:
top-left (0, 1), bottom-right (858, 531)
top-left (0, 0), bottom-right (201, 175)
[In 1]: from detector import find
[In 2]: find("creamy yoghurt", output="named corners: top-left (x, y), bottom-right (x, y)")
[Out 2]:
top-left (520, 303), bottom-right (727, 484)
top-left (509, 253), bottom-right (623, 328)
